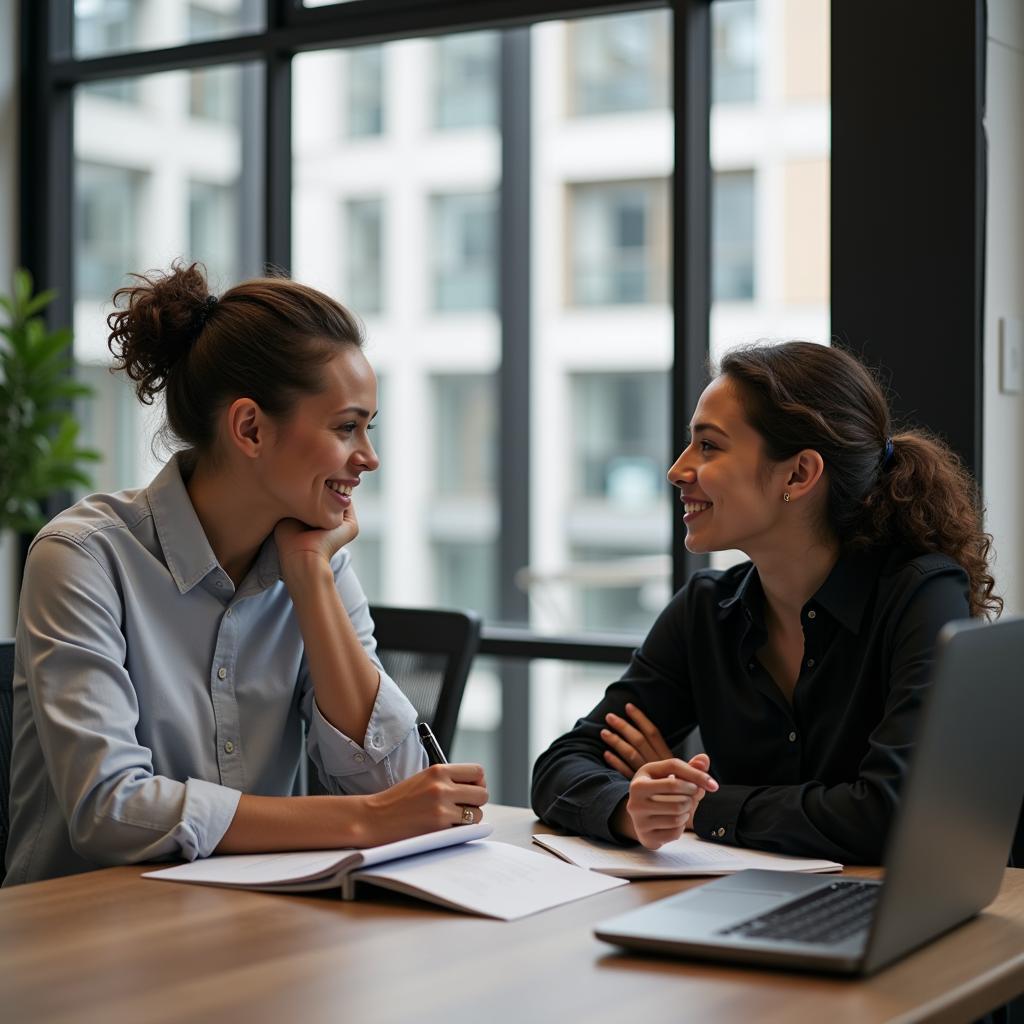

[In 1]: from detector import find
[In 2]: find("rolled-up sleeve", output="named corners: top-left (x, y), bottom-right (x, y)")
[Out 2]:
top-left (300, 549), bottom-right (426, 795)
top-left (18, 535), bottom-right (242, 866)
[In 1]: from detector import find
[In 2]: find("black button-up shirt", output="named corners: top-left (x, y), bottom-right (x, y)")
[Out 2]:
top-left (531, 546), bottom-right (970, 864)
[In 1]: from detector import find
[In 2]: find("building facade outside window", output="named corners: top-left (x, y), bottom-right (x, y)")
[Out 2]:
top-left (188, 180), bottom-right (238, 288)
top-left (431, 192), bottom-right (498, 312)
top-left (434, 32), bottom-right (498, 130)
top-left (347, 46), bottom-right (385, 137)
top-left (712, 169), bottom-right (756, 302)
top-left (75, 163), bottom-right (144, 301)
top-left (569, 180), bottom-right (669, 306)
top-left (344, 198), bottom-right (384, 315)
top-left (568, 9), bottom-right (670, 115)
top-left (712, 0), bottom-right (758, 104)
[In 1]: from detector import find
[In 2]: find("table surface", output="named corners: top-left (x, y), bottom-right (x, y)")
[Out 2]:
top-left (2, 805), bottom-right (1023, 1024)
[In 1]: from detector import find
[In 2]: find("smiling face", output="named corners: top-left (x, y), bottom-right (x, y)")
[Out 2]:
top-left (667, 375), bottom-right (792, 556)
top-left (258, 345), bottom-right (379, 530)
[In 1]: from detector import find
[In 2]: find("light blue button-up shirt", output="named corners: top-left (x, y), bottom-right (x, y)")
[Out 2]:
top-left (3, 454), bottom-right (426, 886)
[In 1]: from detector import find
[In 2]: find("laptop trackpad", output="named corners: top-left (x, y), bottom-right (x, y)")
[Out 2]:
top-left (679, 891), bottom-right (784, 919)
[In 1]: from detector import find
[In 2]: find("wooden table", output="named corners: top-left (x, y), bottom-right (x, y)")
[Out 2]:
top-left (2, 806), bottom-right (1023, 1024)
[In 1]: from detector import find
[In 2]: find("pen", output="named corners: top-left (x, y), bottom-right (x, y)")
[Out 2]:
top-left (417, 721), bottom-right (448, 765)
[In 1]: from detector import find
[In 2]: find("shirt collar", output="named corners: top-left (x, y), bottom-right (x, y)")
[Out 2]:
top-left (147, 453), bottom-right (285, 596)
top-left (811, 547), bottom-right (886, 635)
top-left (716, 547), bottom-right (883, 636)
top-left (147, 454), bottom-right (220, 594)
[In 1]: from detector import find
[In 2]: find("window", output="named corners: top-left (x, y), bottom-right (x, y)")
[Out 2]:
top-left (347, 46), bottom-right (385, 137)
top-left (434, 375), bottom-right (497, 497)
top-left (189, 180), bottom-right (238, 289)
top-left (712, 170), bottom-right (756, 302)
top-left (431, 192), bottom-right (498, 312)
top-left (434, 541), bottom-right (497, 620)
top-left (569, 180), bottom-right (669, 306)
top-left (712, 0), bottom-right (758, 104)
top-left (571, 373), bottom-right (668, 503)
top-left (435, 32), bottom-right (498, 130)
top-left (73, 0), bottom-right (262, 58)
top-left (75, 163), bottom-right (144, 301)
top-left (344, 199), bottom-right (384, 315)
top-left (568, 9), bottom-right (670, 115)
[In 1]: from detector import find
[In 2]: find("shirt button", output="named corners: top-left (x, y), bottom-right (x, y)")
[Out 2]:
top-left (224, 741), bottom-right (234, 753)
top-left (225, 608), bottom-right (232, 617)
top-left (715, 828), bottom-right (726, 838)
top-left (807, 609), bottom-right (817, 620)
top-left (370, 735), bottom-right (382, 748)
top-left (747, 662), bottom-right (755, 671)
top-left (215, 580), bottom-right (224, 588)
top-left (806, 658), bottom-right (815, 668)
top-left (788, 731), bottom-right (797, 742)
top-left (354, 753), bottom-right (365, 763)
top-left (217, 667), bottom-right (227, 680)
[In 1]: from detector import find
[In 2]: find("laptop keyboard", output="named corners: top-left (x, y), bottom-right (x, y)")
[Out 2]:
top-left (718, 881), bottom-right (879, 945)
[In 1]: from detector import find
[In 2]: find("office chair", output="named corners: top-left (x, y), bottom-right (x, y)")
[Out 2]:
top-left (304, 606), bottom-right (481, 795)
top-left (1, 640), bottom-right (14, 884)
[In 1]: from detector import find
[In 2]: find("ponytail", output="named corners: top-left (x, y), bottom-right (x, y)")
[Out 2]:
top-left (719, 342), bottom-right (1001, 620)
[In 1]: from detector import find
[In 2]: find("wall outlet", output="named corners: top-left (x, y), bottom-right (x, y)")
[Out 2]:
top-left (1000, 317), bottom-right (1023, 395)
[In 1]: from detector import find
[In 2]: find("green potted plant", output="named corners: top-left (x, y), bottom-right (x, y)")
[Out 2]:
top-left (0, 268), bottom-right (100, 539)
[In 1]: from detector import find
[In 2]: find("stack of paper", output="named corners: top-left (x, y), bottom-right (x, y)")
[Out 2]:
top-left (532, 832), bottom-right (842, 877)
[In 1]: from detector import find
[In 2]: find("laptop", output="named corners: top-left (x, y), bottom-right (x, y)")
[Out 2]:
top-left (594, 615), bottom-right (1024, 975)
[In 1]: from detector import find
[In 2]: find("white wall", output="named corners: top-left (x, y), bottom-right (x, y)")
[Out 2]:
top-left (0, 0), bottom-right (19, 637)
top-left (984, 0), bottom-right (1024, 617)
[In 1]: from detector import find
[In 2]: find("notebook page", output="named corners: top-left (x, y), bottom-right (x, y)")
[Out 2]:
top-left (352, 840), bottom-right (627, 919)
top-left (532, 833), bottom-right (842, 877)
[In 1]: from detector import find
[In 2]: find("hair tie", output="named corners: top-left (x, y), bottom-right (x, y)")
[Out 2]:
top-left (881, 437), bottom-right (895, 469)
top-left (193, 294), bottom-right (219, 336)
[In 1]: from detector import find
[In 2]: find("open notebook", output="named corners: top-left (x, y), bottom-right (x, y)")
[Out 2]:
top-left (144, 823), bottom-right (626, 920)
top-left (532, 832), bottom-right (842, 878)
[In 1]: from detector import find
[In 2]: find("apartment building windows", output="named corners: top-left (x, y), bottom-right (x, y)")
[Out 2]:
top-left (712, 170), bottom-right (756, 302)
top-left (571, 372), bottom-right (668, 505)
top-left (189, 180), bottom-right (238, 288)
top-left (712, 0), bottom-right (758, 104)
top-left (568, 9), bottom-right (670, 115)
top-left (435, 375), bottom-right (497, 497)
top-left (569, 180), bottom-right (669, 306)
top-left (347, 46), bottom-right (385, 137)
top-left (434, 32), bottom-right (499, 130)
top-left (344, 198), bottom-right (384, 315)
top-left (431, 192), bottom-right (498, 312)
top-left (75, 163), bottom-right (144, 301)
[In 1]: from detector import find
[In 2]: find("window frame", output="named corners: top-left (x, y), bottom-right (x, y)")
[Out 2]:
top-left (20, 0), bottom-right (988, 803)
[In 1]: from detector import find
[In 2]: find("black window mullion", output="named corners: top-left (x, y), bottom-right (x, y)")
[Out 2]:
top-left (264, 49), bottom-right (292, 274)
top-left (671, 0), bottom-right (711, 592)
top-left (497, 27), bottom-right (532, 806)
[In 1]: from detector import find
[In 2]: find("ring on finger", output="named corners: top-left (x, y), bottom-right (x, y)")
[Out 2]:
top-left (460, 806), bottom-right (475, 825)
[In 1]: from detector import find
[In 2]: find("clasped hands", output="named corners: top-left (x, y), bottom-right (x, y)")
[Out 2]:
top-left (602, 702), bottom-right (718, 850)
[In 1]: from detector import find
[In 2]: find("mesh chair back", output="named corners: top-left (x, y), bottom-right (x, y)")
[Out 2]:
top-left (1, 640), bottom-right (14, 882)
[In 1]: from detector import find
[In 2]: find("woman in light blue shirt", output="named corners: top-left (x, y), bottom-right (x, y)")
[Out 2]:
top-left (4, 262), bottom-right (488, 885)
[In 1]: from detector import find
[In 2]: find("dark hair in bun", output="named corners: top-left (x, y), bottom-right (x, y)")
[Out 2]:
top-left (107, 260), bottom-right (364, 452)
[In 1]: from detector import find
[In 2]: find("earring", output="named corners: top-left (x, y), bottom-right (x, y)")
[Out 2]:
top-left (783, 492), bottom-right (791, 503)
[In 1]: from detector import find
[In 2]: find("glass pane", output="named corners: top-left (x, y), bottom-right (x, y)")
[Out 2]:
top-left (709, 0), bottom-right (831, 574)
top-left (73, 63), bottom-right (261, 492)
top-left (293, 34), bottom-right (500, 629)
top-left (712, 0), bottom-right (759, 104)
top-left (568, 9), bottom-right (670, 115)
top-left (434, 32), bottom-right (499, 130)
top-left (568, 180), bottom-right (669, 306)
top-left (74, 0), bottom-right (264, 58)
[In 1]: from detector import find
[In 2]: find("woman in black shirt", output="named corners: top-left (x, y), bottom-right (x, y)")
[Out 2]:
top-left (531, 342), bottom-right (1000, 864)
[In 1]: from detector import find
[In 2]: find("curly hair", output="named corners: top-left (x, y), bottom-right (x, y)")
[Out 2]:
top-left (107, 260), bottom-right (364, 451)
top-left (719, 342), bottom-right (1001, 619)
